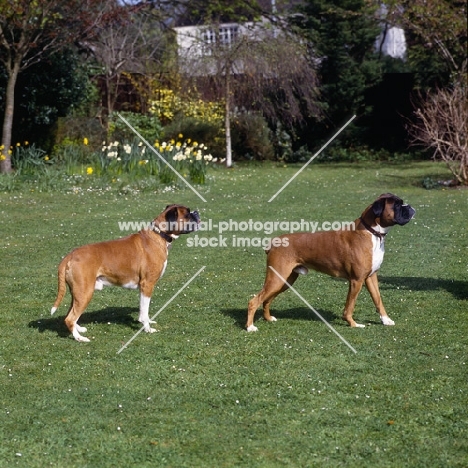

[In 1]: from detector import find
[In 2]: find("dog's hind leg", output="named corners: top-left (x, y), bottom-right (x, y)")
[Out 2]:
top-left (65, 289), bottom-right (94, 342)
top-left (246, 268), bottom-right (299, 332)
top-left (262, 270), bottom-right (299, 322)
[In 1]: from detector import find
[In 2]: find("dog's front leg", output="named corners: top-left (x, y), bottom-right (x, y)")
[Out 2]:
top-left (365, 274), bottom-right (394, 325)
top-left (138, 293), bottom-right (157, 333)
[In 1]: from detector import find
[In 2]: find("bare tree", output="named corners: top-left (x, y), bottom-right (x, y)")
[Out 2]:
top-left (408, 66), bottom-right (467, 185)
top-left (0, 0), bottom-right (106, 174)
top-left (175, 19), bottom-right (320, 167)
top-left (86, 2), bottom-right (172, 130)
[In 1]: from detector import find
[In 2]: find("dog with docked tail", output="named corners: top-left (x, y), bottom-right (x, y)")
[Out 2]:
top-left (51, 204), bottom-right (200, 342)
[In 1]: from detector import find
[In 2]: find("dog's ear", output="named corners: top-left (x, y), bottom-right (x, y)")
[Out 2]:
top-left (373, 193), bottom-right (402, 216)
top-left (165, 206), bottom-right (179, 225)
top-left (372, 198), bottom-right (387, 217)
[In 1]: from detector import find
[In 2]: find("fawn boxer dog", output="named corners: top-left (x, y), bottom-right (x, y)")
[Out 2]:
top-left (247, 194), bottom-right (415, 331)
top-left (51, 204), bottom-right (200, 342)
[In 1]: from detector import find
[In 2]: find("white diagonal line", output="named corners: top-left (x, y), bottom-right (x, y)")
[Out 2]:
top-left (268, 115), bottom-right (356, 202)
top-left (268, 266), bottom-right (357, 353)
top-left (117, 266), bottom-right (206, 354)
top-left (116, 113), bottom-right (207, 203)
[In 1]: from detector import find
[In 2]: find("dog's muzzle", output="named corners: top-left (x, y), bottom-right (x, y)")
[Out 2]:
top-left (395, 204), bottom-right (416, 225)
top-left (184, 210), bottom-right (201, 232)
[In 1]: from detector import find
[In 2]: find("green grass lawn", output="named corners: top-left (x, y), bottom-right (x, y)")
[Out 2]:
top-left (0, 161), bottom-right (467, 467)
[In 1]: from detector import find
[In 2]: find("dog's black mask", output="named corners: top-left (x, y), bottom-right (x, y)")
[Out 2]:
top-left (164, 205), bottom-right (200, 234)
top-left (394, 200), bottom-right (416, 225)
top-left (372, 194), bottom-right (415, 226)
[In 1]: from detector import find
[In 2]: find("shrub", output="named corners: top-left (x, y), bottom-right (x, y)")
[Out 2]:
top-left (150, 88), bottom-right (225, 158)
top-left (231, 112), bottom-right (274, 161)
top-left (109, 111), bottom-right (163, 144)
top-left (149, 88), bottom-right (225, 126)
top-left (163, 117), bottom-right (224, 159)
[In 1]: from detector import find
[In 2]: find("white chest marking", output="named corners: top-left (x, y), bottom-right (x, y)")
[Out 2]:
top-left (160, 259), bottom-right (167, 278)
top-left (371, 235), bottom-right (385, 275)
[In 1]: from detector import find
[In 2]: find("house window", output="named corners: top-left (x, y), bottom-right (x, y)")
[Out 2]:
top-left (201, 25), bottom-right (239, 54)
top-left (219, 26), bottom-right (239, 45)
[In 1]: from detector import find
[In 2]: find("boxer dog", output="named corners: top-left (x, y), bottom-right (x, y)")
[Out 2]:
top-left (247, 194), bottom-right (415, 331)
top-left (51, 204), bottom-right (200, 342)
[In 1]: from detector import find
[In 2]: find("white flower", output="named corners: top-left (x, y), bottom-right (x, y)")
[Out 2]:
top-left (196, 151), bottom-right (202, 161)
top-left (173, 152), bottom-right (186, 161)
top-left (124, 144), bottom-right (132, 154)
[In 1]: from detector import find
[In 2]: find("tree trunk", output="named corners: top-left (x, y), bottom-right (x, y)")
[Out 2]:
top-left (225, 66), bottom-right (232, 168)
top-left (0, 62), bottom-right (20, 174)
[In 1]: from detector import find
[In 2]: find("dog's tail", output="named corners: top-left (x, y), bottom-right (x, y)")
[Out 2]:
top-left (51, 257), bottom-right (68, 315)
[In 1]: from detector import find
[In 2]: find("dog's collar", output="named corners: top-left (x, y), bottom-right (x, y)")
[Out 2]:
top-left (152, 224), bottom-right (174, 244)
top-left (359, 217), bottom-right (387, 241)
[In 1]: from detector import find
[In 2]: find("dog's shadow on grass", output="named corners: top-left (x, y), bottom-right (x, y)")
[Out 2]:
top-left (28, 307), bottom-right (140, 338)
top-left (379, 276), bottom-right (468, 301)
top-left (222, 307), bottom-right (338, 330)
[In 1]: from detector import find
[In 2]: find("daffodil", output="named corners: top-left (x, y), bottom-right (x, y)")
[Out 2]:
top-left (83, 137), bottom-right (89, 146)
top-left (86, 167), bottom-right (93, 175)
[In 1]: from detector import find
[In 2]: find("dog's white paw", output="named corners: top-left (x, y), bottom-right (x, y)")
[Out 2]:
top-left (51, 307), bottom-right (57, 315)
top-left (76, 336), bottom-right (91, 343)
top-left (143, 326), bottom-right (157, 333)
top-left (246, 325), bottom-right (258, 332)
top-left (72, 324), bottom-right (90, 342)
top-left (267, 316), bottom-right (277, 322)
top-left (73, 331), bottom-right (90, 342)
top-left (381, 316), bottom-right (395, 326)
top-left (355, 323), bottom-right (366, 328)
